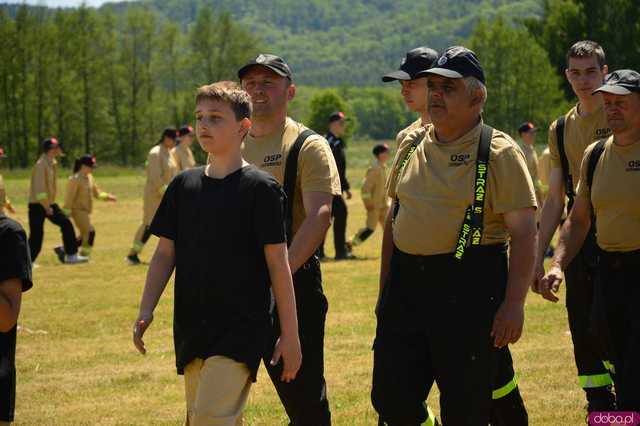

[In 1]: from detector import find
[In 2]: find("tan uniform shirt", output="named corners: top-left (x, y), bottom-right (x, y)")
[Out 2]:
top-left (395, 118), bottom-right (423, 147)
top-left (577, 137), bottom-right (640, 252)
top-left (146, 144), bottom-right (178, 198)
top-left (64, 173), bottom-right (104, 214)
top-left (361, 162), bottom-right (390, 209)
top-left (173, 143), bottom-right (196, 171)
top-left (29, 154), bottom-right (57, 204)
top-left (387, 122), bottom-right (537, 256)
top-left (548, 104), bottom-right (611, 193)
top-left (242, 117), bottom-right (341, 236)
top-left (538, 147), bottom-right (551, 189)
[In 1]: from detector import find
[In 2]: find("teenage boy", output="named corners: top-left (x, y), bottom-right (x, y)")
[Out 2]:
top-left (0, 212), bottom-right (33, 425)
top-left (28, 138), bottom-right (87, 264)
top-left (533, 40), bottom-right (616, 411)
top-left (133, 81), bottom-right (301, 426)
top-left (350, 143), bottom-right (391, 247)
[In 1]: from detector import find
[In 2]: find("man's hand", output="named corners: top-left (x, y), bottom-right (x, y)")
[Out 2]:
top-left (345, 190), bottom-right (352, 200)
top-left (491, 300), bottom-right (525, 348)
top-left (540, 265), bottom-right (563, 303)
top-left (132, 312), bottom-right (154, 355)
top-left (531, 260), bottom-right (546, 294)
top-left (107, 194), bottom-right (117, 202)
top-left (270, 334), bottom-right (302, 382)
top-left (6, 204), bottom-right (15, 214)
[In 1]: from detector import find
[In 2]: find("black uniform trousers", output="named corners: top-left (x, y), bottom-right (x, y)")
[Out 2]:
top-left (263, 256), bottom-right (331, 426)
top-left (593, 248), bottom-right (640, 411)
top-left (564, 231), bottom-right (614, 404)
top-left (331, 195), bottom-right (348, 257)
top-left (28, 203), bottom-right (77, 261)
top-left (372, 244), bottom-right (509, 426)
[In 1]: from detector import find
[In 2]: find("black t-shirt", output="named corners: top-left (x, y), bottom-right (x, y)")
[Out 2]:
top-left (150, 165), bottom-right (286, 380)
top-left (327, 131), bottom-right (349, 192)
top-left (0, 215), bottom-right (33, 421)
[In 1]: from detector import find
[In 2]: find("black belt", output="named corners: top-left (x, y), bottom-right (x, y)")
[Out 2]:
top-left (393, 243), bottom-right (507, 267)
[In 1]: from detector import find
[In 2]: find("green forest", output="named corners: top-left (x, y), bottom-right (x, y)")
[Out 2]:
top-left (0, 0), bottom-right (638, 167)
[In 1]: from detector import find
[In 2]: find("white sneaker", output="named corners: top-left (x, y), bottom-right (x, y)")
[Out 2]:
top-left (64, 254), bottom-right (89, 264)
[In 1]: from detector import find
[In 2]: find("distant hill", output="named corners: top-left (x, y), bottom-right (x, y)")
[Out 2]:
top-left (109, 0), bottom-right (543, 86)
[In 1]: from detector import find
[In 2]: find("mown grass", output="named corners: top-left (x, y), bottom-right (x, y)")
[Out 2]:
top-left (2, 139), bottom-right (583, 425)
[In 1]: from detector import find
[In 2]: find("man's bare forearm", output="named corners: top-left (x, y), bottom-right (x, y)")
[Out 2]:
top-left (552, 215), bottom-right (591, 271)
top-left (506, 229), bottom-right (537, 303)
top-left (537, 195), bottom-right (564, 260)
top-left (138, 246), bottom-right (175, 317)
top-left (288, 211), bottom-right (331, 274)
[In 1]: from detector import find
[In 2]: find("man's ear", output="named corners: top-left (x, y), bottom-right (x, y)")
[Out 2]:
top-left (287, 83), bottom-right (296, 102)
top-left (240, 117), bottom-right (252, 137)
top-left (601, 64), bottom-right (609, 77)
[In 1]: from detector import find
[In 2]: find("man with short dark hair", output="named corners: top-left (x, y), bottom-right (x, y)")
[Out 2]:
top-left (542, 69), bottom-right (640, 412)
top-left (517, 122), bottom-right (543, 203)
top-left (237, 53), bottom-right (340, 425)
top-left (325, 111), bottom-right (353, 260)
top-left (372, 46), bottom-right (537, 425)
top-left (533, 40), bottom-right (616, 411)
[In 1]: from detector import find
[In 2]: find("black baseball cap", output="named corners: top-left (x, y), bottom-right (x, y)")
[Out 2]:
top-left (78, 154), bottom-right (97, 168)
top-left (179, 125), bottom-right (194, 137)
top-left (373, 143), bottom-right (390, 156)
top-left (329, 111), bottom-right (345, 123)
top-left (592, 69), bottom-right (640, 95)
top-left (518, 122), bottom-right (537, 134)
top-left (382, 47), bottom-right (439, 82)
top-left (42, 137), bottom-right (63, 152)
top-left (418, 46), bottom-right (485, 84)
top-left (161, 127), bottom-right (179, 140)
top-left (238, 54), bottom-right (293, 80)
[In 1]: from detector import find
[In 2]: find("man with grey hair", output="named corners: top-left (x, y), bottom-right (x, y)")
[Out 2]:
top-left (371, 46), bottom-right (537, 425)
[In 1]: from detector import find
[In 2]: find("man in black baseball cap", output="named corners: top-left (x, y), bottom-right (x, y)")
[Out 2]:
top-left (592, 69), bottom-right (640, 96)
top-left (383, 47), bottom-right (439, 146)
top-left (238, 53), bottom-right (293, 81)
top-left (418, 45), bottom-right (485, 84)
top-left (175, 125), bottom-right (196, 171)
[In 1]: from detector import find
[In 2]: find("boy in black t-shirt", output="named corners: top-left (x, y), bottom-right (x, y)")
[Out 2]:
top-left (133, 81), bottom-right (301, 425)
top-left (0, 215), bottom-right (33, 425)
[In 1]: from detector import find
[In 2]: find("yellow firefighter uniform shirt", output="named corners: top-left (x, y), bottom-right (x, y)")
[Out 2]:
top-left (387, 121), bottom-right (537, 256)
top-left (241, 117), bottom-right (341, 236)
top-left (361, 162), bottom-right (390, 210)
top-left (577, 137), bottom-right (640, 252)
top-left (395, 118), bottom-right (424, 147)
top-left (548, 104), bottom-right (611, 192)
top-left (144, 144), bottom-right (178, 224)
top-left (517, 140), bottom-right (540, 186)
top-left (538, 147), bottom-right (551, 189)
top-left (63, 173), bottom-right (106, 214)
top-left (29, 154), bottom-right (57, 204)
top-left (173, 143), bottom-right (196, 171)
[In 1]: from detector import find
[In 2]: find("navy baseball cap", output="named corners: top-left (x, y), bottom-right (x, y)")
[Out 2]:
top-left (372, 143), bottom-right (390, 156)
top-left (329, 111), bottom-right (345, 123)
top-left (42, 137), bottom-right (63, 152)
top-left (78, 154), bottom-right (97, 168)
top-left (518, 122), bottom-right (537, 134)
top-left (179, 125), bottom-right (194, 137)
top-left (382, 47), bottom-right (439, 82)
top-left (161, 127), bottom-right (179, 140)
top-left (418, 46), bottom-right (486, 84)
top-left (593, 69), bottom-right (640, 95)
top-left (238, 54), bottom-right (293, 80)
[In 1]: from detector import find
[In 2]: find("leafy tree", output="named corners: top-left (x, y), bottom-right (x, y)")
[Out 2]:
top-left (306, 90), bottom-right (357, 140)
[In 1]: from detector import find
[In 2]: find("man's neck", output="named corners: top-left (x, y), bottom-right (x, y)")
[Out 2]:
top-left (434, 116), bottom-right (481, 143)
top-left (577, 94), bottom-right (603, 116)
top-left (614, 128), bottom-right (640, 147)
top-left (206, 150), bottom-right (245, 179)
top-left (420, 110), bottom-right (431, 126)
top-left (250, 114), bottom-right (287, 138)
top-left (46, 153), bottom-right (56, 162)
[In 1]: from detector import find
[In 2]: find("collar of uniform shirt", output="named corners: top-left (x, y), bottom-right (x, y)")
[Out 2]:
top-left (431, 119), bottom-right (484, 147)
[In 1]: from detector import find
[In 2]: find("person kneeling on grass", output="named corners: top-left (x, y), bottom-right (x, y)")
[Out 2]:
top-left (133, 81), bottom-right (302, 426)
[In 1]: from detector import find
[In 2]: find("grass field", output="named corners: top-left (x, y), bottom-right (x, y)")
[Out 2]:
top-left (2, 140), bottom-right (586, 425)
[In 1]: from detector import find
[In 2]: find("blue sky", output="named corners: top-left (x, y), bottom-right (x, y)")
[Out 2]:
top-left (0, 0), bottom-right (128, 7)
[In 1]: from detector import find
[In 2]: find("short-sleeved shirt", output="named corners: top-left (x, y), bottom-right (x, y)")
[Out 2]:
top-left (538, 147), bottom-right (551, 188)
top-left (387, 121), bottom-right (537, 256)
top-left (28, 154), bottom-right (57, 204)
top-left (173, 143), bottom-right (196, 171)
top-left (145, 144), bottom-right (178, 198)
top-left (577, 137), bottom-right (640, 252)
top-left (149, 165), bottom-right (286, 379)
top-left (327, 132), bottom-right (350, 192)
top-left (241, 117), bottom-right (341, 236)
top-left (548, 104), bottom-right (611, 193)
top-left (0, 215), bottom-right (33, 422)
top-left (395, 118), bottom-right (424, 147)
